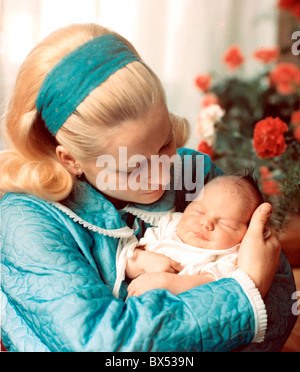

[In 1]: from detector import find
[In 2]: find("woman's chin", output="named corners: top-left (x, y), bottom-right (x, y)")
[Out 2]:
top-left (134, 189), bottom-right (166, 204)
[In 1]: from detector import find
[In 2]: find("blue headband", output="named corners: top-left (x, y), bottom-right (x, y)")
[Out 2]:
top-left (36, 34), bottom-right (140, 135)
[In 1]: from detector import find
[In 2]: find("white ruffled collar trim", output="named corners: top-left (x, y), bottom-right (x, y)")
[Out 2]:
top-left (50, 201), bottom-right (134, 238)
top-left (121, 205), bottom-right (175, 226)
top-left (50, 201), bottom-right (174, 238)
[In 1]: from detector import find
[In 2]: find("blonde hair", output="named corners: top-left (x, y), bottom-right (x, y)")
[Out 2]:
top-left (0, 23), bottom-right (190, 201)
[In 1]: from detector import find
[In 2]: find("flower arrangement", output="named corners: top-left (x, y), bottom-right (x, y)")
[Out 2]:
top-left (194, 44), bottom-right (300, 229)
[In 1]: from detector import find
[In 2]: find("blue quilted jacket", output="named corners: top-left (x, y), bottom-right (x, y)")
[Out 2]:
top-left (0, 149), bottom-right (297, 352)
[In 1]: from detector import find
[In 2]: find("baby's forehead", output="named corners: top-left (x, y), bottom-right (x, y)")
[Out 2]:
top-left (202, 176), bottom-right (260, 210)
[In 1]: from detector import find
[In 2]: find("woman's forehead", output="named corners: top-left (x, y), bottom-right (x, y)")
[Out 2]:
top-left (101, 102), bottom-right (172, 159)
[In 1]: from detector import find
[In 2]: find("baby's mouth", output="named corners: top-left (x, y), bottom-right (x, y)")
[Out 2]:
top-left (194, 232), bottom-right (210, 241)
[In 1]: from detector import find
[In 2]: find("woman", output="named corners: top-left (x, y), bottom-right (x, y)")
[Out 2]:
top-left (0, 23), bottom-right (295, 352)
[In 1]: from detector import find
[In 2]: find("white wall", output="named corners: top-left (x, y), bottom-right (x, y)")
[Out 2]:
top-left (0, 0), bottom-right (278, 150)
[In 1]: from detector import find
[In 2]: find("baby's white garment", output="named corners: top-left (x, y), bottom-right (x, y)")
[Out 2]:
top-left (113, 212), bottom-right (239, 297)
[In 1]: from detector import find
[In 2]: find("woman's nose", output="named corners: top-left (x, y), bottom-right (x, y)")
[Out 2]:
top-left (148, 158), bottom-right (172, 189)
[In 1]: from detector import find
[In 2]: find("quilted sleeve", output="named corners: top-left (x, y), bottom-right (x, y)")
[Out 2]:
top-left (237, 251), bottom-right (298, 352)
top-left (1, 198), bottom-right (257, 352)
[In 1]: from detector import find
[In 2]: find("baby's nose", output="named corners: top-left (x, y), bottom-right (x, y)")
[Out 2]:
top-left (201, 219), bottom-right (214, 231)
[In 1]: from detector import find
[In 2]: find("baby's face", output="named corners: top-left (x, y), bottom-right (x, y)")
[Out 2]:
top-left (176, 181), bottom-right (254, 250)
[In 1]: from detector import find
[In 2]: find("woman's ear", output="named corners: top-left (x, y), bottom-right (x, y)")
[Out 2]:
top-left (56, 145), bottom-right (83, 176)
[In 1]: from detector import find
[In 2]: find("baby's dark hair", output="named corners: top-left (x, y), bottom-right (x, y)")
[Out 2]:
top-left (232, 169), bottom-right (264, 206)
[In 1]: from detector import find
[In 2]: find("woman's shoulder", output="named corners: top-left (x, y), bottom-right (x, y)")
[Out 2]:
top-left (0, 191), bottom-right (130, 240)
top-left (1, 192), bottom-right (54, 214)
top-left (0, 192), bottom-right (72, 230)
top-left (0, 191), bottom-right (94, 258)
top-left (177, 147), bottom-right (213, 162)
top-left (177, 147), bottom-right (223, 178)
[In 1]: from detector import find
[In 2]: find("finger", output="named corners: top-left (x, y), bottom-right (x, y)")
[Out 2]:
top-left (266, 233), bottom-right (282, 253)
top-left (247, 202), bottom-right (272, 236)
top-left (171, 261), bottom-right (184, 273)
top-left (127, 286), bottom-right (136, 298)
top-left (127, 281), bottom-right (136, 293)
top-left (263, 228), bottom-right (272, 240)
top-left (127, 284), bottom-right (133, 297)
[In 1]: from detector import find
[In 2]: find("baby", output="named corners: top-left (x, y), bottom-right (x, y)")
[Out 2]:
top-left (113, 173), bottom-right (269, 298)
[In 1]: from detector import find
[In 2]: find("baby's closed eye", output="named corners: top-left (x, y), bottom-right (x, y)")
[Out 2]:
top-left (218, 220), bottom-right (237, 230)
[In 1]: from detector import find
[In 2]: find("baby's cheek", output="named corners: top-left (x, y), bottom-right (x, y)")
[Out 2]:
top-left (177, 216), bottom-right (196, 232)
top-left (176, 218), bottom-right (184, 234)
top-left (215, 230), bottom-right (239, 250)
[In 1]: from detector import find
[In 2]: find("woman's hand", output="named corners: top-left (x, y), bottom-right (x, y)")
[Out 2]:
top-left (238, 203), bottom-right (281, 298)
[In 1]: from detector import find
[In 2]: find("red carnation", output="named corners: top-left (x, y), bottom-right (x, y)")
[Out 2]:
top-left (201, 93), bottom-right (221, 108)
top-left (291, 110), bottom-right (300, 126)
top-left (278, 0), bottom-right (298, 10)
top-left (259, 166), bottom-right (272, 178)
top-left (262, 179), bottom-right (282, 196)
top-left (278, 0), bottom-right (300, 19)
top-left (294, 126), bottom-right (300, 142)
top-left (259, 167), bottom-right (282, 196)
top-left (194, 74), bottom-right (212, 92)
top-left (223, 46), bottom-right (245, 71)
top-left (269, 63), bottom-right (300, 95)
top-left (253, 47), bottom-right (279, 64)
top-left (253, 117), bottom-right (288, 158)
top-left (291, 4), bottom-right (300, 19)
top-left (197, 140), bottom-right (215, 160)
